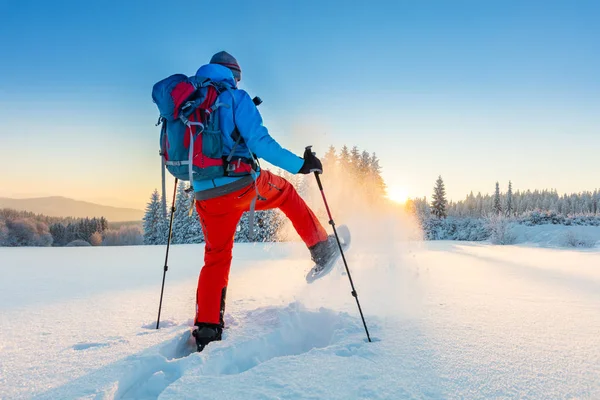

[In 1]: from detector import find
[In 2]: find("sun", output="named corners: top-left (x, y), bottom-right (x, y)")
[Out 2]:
top-left (386, 186), bottom-right (409, 204)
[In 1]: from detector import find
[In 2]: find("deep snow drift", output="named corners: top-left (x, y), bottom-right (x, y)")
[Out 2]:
top-left (1, 238), bottom-right (599, 399)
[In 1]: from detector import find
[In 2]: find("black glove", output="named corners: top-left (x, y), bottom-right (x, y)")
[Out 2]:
top-left (299, 147), bottom-right (323, 174)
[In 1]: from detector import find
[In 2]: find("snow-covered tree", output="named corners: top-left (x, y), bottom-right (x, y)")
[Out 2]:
top-left (493, 182), bottom-right (502, 215)
top-left (143, 189), bottom-right (167, 245)
top-left (350, 146), bottom-right (361, 172)
top-left (99, 217), bottom-right (108, 232)
top-left (339, 145), bottom-right (351, 172)
top-left (103, 226), bottom-right (144, 246)
top-left (358, 150), bottom-right (371, 179)
top-left (322, 145), bottom-right (337, 173)
top-left (49, 223), bottom-right (68, 246)
top-left (369, 152), bottom-right (387, 199)
top-left (187, 205), bottom-right (205, 243)
top-left (405, 197), bottom-right (431, 221)
top-left (3, 218), bottom-right (53, 247)
top-left (172, 181), bottom-right (192, 244)
top-left (505, 181), bottom-right (513, 217)
top-left (0, 219), bottom-right (8, 246)
top-left (431, 176), bottom-right (448, 219)
top-left (475, 193), bottom-right (482, 216)
top-left (255, 209), bottom-right (284, 242)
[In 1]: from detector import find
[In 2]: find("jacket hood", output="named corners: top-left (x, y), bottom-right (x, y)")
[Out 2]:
top-left (195, 64), bottom-right (237, 88)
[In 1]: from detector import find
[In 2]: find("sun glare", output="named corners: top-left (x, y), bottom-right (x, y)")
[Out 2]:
top-left (387, 186), bottom-right (409, 204)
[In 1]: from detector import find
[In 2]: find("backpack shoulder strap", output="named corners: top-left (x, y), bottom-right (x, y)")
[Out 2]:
top-left (158, 118), bottom-right (168, 218)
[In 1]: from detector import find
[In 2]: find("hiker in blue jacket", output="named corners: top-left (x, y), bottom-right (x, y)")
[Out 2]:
top-left (191, 51), bottom-right (340, 351)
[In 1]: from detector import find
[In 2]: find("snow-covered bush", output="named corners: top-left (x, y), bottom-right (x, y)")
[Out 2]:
top-left (517, 211), bottom-right (600, 227)
top-left (419, 217), bottom-right (490, 241)
top-left (0, 219), bottom-right (8, 245)
top-left (453, 218), bottom-right (490, 241)
top-left (3, 218), bottom-right (53, 247)
top-left (569, 215), bottom-right (600, 226)
top-left (66, 239), bottom-right (91, 247)
top-left (103, 226), bottom-right (143, 246)
top-left (560, 231), bottom-right (597, 248)
top-left (486, 215), bottom-right (517, 245)
top-left (89, 232), bottom-right (103, 246)
top-left (421, 218), bottom-right (450, 240)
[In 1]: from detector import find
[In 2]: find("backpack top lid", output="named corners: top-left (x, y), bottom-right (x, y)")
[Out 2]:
top-left (195, 63), bottom-right (237, 88)
top-left (152, 74), bottom-right (198, 122)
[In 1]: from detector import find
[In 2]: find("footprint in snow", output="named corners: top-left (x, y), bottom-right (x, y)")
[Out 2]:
top-left (107, 305), bottom-right (368, 400)
top-left (198, 304), bottom-right (366, 376)
top-left (72, 342), bottom-right (110, 351)
top-left (72, 337), bottom-right (128, 351)
top-left (141, 320), bottom-right (178, 330)
top-left (111, 332), bottom-right (194, 399)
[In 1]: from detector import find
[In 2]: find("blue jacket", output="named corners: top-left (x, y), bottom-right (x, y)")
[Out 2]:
top-left (192, 64), bottom-right (304, 193)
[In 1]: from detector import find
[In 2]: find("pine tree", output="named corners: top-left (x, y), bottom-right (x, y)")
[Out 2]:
top-left (294, 173), bottom-right (311, 198)
top-left (322, 146), bottom-right (337, 172)
top-left (421, 196), bottom-right (431, 219)
top-left (465, 191), bottom-right (475, 216)
top-left (235, 212), bottom-right (251, 242)
top-left (172, 181), bottom-right (190, 244)
top-left (369, 152), bottom-right (386, 199)
top-left (358, 150), bottom-right (371, 178)
top-left (505, 181), bottom-right (513, 217)
top-left (99, 217), bottom-right (108, 232)
top-left (256, 209), bottom-right (284, 242)
top-left (493, 182), bottom-right (502, 215)
top-left (49, 223), bottom-right (68, 246)
top-left (171, 181), bottom-right (205, 244)
top-left (0, 218), bottom-right (8, 246)
top-left (143, 189), bottom-right (166, 245)
top-left (339, 145), bottom-right (351, 172)
top-left (350, 146), bottom-right (361, 174)
top-left (431, 176), bottom-right (448, 219)
top-left (187, 205), bottom-right (204, 243)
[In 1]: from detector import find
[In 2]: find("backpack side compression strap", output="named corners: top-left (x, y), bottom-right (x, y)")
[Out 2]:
top-left (159, 119), bottom-right (168, 218)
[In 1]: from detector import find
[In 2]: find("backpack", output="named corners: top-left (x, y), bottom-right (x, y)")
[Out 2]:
top-left (152, 74), bottom-right (257, 184)
top-left (151, 73), bottom-right (263, 237)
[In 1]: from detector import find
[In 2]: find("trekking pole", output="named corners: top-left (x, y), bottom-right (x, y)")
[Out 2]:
top-left (307, 146), bottom-right (372, 343)
top-left (156, 178), bottom-right (178, 329)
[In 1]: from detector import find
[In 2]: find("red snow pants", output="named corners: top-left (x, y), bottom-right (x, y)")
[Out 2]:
top-left (194, 170), bottom-right (328, 325)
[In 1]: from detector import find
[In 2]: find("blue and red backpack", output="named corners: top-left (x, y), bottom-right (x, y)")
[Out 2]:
top-left (152, 74), bottom-right (258, 184)
top-left (152, 73), bottom-right (264, 236)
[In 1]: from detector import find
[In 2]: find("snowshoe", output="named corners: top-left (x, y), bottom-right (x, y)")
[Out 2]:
top-left (191, 324), bottom-right (222, 352)
top-left (306, 225), bottom-right (351, 283)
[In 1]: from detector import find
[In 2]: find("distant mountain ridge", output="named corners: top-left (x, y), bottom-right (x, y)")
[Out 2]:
top-left (0, 196), bottom-right (144, 222)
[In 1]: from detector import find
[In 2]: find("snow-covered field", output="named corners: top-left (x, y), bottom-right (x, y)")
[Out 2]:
top-left (1, 239), bottom-right (599, 399)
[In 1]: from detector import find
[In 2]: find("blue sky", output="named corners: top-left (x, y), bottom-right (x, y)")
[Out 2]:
top-left (1, 0), bottom-right (599, 208)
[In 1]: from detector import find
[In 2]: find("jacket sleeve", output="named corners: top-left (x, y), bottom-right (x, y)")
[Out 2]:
top-left (232, 90), bottom-right (304, 174)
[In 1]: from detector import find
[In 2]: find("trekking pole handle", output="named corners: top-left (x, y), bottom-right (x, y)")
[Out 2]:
top-left (305, 145), bottom-right (324, 188)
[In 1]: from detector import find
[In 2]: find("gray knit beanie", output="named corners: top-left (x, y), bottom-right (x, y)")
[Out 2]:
top-left (210, 51), bottom-right (242, 81)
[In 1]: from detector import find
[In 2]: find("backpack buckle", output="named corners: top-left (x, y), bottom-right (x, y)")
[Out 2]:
top-left (226, 158), bottom-right (241, 172)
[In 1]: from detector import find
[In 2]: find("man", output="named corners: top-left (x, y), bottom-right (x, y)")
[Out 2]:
top-left (191, 51), bottom-right (340, 352)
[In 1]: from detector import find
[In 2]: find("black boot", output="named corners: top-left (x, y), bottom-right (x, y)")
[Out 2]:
top-left (309, 235), bottom-right (340, 272)
top-left (192, 323), bottom-right (222, 352)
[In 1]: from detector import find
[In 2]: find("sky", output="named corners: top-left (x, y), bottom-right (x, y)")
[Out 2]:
top-left (1, 0), bottom-right (599, 209)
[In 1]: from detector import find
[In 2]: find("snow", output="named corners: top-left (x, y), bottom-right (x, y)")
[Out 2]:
top-left (1, 240), bottom-right (599, 399)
